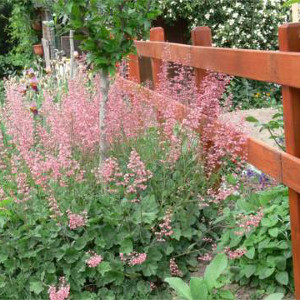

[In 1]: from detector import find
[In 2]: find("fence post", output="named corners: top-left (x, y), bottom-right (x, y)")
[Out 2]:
top-left (279, 23), bottom-right (300, 300)
top-left (128, 53), bottom-right (141, 83)
top-left (150, 27), bottom-right (165, 89)
top-left (191, 26), bottom-right (212, 89)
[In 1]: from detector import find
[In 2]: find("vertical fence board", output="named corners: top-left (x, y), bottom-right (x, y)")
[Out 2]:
top-left (150, 27), bottom-right (165, 89)
top-left (191, 26), bottom-right (212, 89)
top-left (128, 53), bottom-right (141, 83)
top-left (279, 23), bottom-right (300, 299)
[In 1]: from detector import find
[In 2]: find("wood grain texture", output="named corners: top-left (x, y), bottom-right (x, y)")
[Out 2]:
top-left (247, 138), bottom-right (282, 182)
top-left (149, 27), bottom-right (165, 89)
top-left (191, 27), bottom-right (212, 88)
top-left (128, 53), bottom-right (141, 83)
top-left (279, 23), bottom-right (300, 299)
top-left (135, 40), bottom-right (300, 89)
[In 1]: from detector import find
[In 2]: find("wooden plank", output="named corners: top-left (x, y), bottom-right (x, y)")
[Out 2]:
top-left (150, 27), bottom-right (165, 89)
top-left (128, 53), bottom-right (141, 83)
top-left (191, 26), bottom-right (212, 88)
top-left (247, 138), bottom-right (282, 182)
top-left (135, 40), bottom-right (300, 89)
top-left (279, 22), bottom-right (300, 299)
top-left (282, 153), bottom-right (300, 193)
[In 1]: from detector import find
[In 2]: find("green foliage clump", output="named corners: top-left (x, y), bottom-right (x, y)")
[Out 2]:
top-left (0, 128), bottom-right (232, 299)
top-left (53, 0), bottom-right (161, 73)
top-left (219, 186), bottom-right (293, 295)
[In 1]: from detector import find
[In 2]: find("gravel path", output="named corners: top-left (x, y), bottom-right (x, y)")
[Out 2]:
top-left (220, 107), bottom-right (280, 148)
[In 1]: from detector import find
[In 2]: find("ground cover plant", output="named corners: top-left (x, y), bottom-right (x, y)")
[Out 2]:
top-left (0, 60), bottom-right (250, 299)
top-left (218, 186), bottom-right (293, 296)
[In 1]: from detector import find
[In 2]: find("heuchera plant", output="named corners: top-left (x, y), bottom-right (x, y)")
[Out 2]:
top-left (53, 0), bottom-right (161, 163)
top-left (0, 59), bottom-right (247, 299)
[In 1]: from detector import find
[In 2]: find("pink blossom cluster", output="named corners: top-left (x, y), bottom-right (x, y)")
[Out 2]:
top-left (150, 282), bottom-right (157, 291)
top-left (48, 195), bottom-right (63, 219)
top-left (66, 209), bottom-right (87, 230)
top-left (86, 252), bottom-right (103, 267)
top-left (169, 258), bottom-right (183, 277)
top-left (105, 77), bottom-right (156, 144)
top-left (224, 247), bottom-right (247, 260)
top-left (48, 277), bottom-right (70, 300)
top-left (207, 183), bottom-right (239, 204)
top-left (198, 253), bottom-right (213, 262)
top-left (14, 172), bottom-right (31, 203)
top-left (154, 209), bottom-right (173, 242)
top-left (99, 157), bottom-right (123, 184)
top-left (235, 208), bottom-right (264, 236)
top-left (2, 72), bottom-right (97, 189)
top-left (120, 252), bottom-right (147, 266)
top-left (124, 149), bottom-right (152, 194)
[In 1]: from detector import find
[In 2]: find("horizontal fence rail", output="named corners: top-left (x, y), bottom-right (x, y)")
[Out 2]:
top-left (135, 41), bottom-right (300, 89)
top-left (118, 77), bottom-right (300, 194)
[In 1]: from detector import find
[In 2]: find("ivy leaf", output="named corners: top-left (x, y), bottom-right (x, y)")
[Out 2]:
top-left (29, 281), bottom-right (44, 295)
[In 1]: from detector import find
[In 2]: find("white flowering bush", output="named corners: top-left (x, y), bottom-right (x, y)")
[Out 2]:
top-left (158, 0), bottom-right (289, 50)
top-left (158, 0), bottom-right (289, 109)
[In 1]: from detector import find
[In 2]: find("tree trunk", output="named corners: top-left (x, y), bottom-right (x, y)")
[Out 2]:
top-left (99, 69), bottom-right (110, 166)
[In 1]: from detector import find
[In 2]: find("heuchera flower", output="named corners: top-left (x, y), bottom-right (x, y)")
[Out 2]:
top-left (169, 258), bottom-right (183, 277)
top-left (86, 252), bottom-right (103, 267)
top-left (66, 210), bottom-right (87, 230)
top-left (120, 252), bottom-right (147, 266)
top-left (48, 277), bottom-right (70, 300)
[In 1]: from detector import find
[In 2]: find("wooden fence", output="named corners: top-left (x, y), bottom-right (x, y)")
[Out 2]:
top-left (127, 23), bottom-right (300, 299)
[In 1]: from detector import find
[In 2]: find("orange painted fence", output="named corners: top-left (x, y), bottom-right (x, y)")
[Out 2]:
top-left (127, 24), bottom-right (300, 299)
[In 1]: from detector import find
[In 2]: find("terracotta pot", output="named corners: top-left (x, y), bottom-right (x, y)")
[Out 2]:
top-left (33, 44), bottom-right (44, 57)
top-left (32, 20), bottom-right (42, 31)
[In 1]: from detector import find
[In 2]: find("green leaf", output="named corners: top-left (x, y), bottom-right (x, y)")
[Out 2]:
top-left (142, 261), bottom-right (158, 276)
top-left (204, 254), bottom-right (227, 289)
top-left (268, 228), bottom-right (279, 238)
top-left (29, 281), bottom-right (44, 295)
top-left (283, 0), bottom-right (300, 7)
top-left (165, 278), bottom-right (193, 300)
top-left (74, 236), bottom-right (87, 250)
top-left (244, 265), bottom-right (256, 278)
top-left (275, 272), bottom-right (288, 285)
top-left (190, 278), bottom-right (208, 300)
top-left (98, 262), bottom-right (111, 276)
top-left (246, 116), bottom-right (259, 123)
top-left (219, 290), bottom-right (235, 299)
top-left (245, 247), bottom-right (255, 259)
top-left (258, 267), bottom-right (275, 279)
top-left (263, 293), bottom-right (284, 300)
top-left (120, 238), bottom-right (133, 254)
